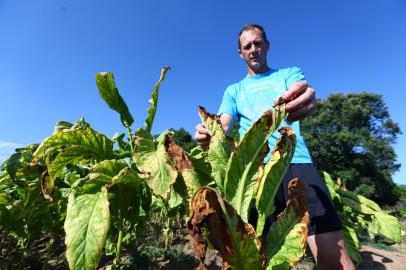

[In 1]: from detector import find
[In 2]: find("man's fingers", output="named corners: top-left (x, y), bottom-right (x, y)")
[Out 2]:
top-left (280, 80), bottom-right (308, 102)
top-left (195, 123), bottom-right (209, 135)
top-left (286, 100), bottom-right (317, 121)
top-left (194, 123), bottom-right (211, 147)
top-left (285, 86), bottom-right (315, 112)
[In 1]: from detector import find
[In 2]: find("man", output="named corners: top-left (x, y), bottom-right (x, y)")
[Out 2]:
top-left (194, 24), bottom-right (355, 270)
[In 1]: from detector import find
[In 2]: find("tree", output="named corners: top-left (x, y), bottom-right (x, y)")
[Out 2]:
top-left (301, 92), bottom-right (402, 205)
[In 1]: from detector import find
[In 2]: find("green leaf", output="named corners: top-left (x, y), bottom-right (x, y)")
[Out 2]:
top-left (54, 120), bottom-right (73, 133)
top-left (65, 187), bottom-right (110, 270)
top-left (5, 144), bottom-right (40, 179)
top-left (266, 221), bottom-right (308, 270)
top-left (33, 126), bottom-right (114, 165)
top-left (48, 146), bottom-right (94, 181)
top-left (255, 127), bottom-right (296, 235)
top-left (265, 179), bottom-right (309, 268)
top-left (186, 146), bottom-right (214, 184)
top-left (96, 72), bottom-right (134, 128)
top-left (225, 105), bottom-right (286, 222)
top-left (198, 107), bottom-right (233, 191)
top-left (372, 212), bottom-right (402, 243)
top-left (132, 129), bottom-right (177, 199)
top-left (342, 224), bottom-right (362, 264)
top-left (337, 189), bottom-right (382, 212)
top-left (82, 159), bottom-right (129, 191)
top-left (89, 159), bottom-right (129, 178)
top-left (144, 66), bottom-right (170, 133)
top-left (320, 171), bottom-right (340, 201)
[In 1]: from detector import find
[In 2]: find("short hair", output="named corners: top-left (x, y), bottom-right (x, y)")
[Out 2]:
top-left (237, 24), bottom-right (268, 50)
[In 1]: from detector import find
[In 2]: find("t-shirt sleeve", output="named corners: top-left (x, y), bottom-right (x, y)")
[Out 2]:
top-left (217, 85), bottom-right (237, 118)
top-left (285, 66), bottom-right (306, 87)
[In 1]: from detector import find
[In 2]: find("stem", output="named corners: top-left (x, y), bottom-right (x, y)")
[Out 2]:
top-left (116, 186), bottom-right (124, 261)
top-left (126, 125), bottom-right (134, 154)
top-left (116, 229), bottom-right (123, 260)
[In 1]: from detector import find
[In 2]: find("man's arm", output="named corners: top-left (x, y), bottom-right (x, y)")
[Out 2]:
top-left (194, 113), bottom-right (233, 147)
top-left (275, 80), bottom-right (317, 122)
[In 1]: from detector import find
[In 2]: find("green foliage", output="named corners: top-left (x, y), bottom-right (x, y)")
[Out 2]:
top-left (188, 105), bottom-right (310, 270)
top-left (144, 66), bottom-right (170, 133)
top-left (95, 72), bottom-right (134, 128)
top-left (132, 129), bottom-right (178, 200)
top-left (322, 171), bottom-right (402, 264)
top-left (0, 67), bottom-right (205, 269)
top-left (198, 106), bottom-right (233, 190)
top-left (301, 92), bottom-right (401, 205)
top-left (65, 187), bottom-right (110, 270)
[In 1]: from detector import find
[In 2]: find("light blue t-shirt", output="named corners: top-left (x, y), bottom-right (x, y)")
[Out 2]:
top-left (217, 67), bottom-right (313, 164)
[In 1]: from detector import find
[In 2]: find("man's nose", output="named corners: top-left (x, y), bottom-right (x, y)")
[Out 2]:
top-left (250, 45), bottom-right (259, 54)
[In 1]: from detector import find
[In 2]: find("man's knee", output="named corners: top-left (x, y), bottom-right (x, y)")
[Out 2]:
top-left (308, 230), bottom-right (355, 270)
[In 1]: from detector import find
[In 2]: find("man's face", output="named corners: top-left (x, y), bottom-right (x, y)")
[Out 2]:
top-left (238, 29), bottom-right (269, 72)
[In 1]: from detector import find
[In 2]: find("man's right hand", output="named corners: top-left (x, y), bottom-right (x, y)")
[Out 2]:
top-left (194, 123), bottom-right (211, 147)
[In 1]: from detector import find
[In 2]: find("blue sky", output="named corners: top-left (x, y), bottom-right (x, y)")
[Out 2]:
top-left (1, 0), bottom-right (405, 185)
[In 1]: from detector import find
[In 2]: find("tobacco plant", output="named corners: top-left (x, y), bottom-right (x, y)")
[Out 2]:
top-left (322, 171), bottom-right (402, 264)
top-left (187, 106), bottom-right (310, 270)
top-left (0, 67), bottom-right (207, 269)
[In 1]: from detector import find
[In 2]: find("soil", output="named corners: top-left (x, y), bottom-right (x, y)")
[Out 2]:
top-left (356, 243), bottom-right (406, 270)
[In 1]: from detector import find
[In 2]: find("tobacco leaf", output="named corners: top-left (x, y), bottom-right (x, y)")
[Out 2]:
top-left (188, 187), bottom-right (266, 270)
top-left (132, 129), bottom-right (178, 200)
top-left (224, 105), bottom-right (286, 223)
top-left (144, 66), bottom-right (170, 133)
top-left (40, 169), bottom-right (54, 201)
top-left (96, 72), bottom-right (134, 128)
top-left (266, 178), bottom-right (309, 269)
top-left (255, 127), bottom-right (296, 235)
top-left (198, 106), bottom-right (233, 191)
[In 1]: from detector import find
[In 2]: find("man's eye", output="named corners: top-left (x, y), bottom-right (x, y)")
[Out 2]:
top-left (254, 41), bottom-right (263, 46)
top-left (243, 44), bottom-right (252, 50)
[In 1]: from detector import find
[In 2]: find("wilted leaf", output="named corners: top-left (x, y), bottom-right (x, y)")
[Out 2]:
top-left (188, 187), bottom-right (265, 270)
top-left (198, 106), bottom-right (233, 191)
top-left (165, 133), bottom-right (210, 196)
top-left (65, 187), bottom-right (110, 270)
top-left (144, 66), bottom-right (170, 133)
top-left (255, 127), bottom-right (296, 235)
top-left (96, 72), bottom-right (134, 128)
top-left (266, 178), bottom-right (309, 269)
top-left (40, 170), bottom-right (54, 201)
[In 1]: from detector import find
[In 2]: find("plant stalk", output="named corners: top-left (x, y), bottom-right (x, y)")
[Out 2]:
top-left (116, 186), bottom-right (124, 261)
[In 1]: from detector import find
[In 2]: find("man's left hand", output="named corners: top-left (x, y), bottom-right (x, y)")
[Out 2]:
top-left (275, 80), bottom-right (317, 121)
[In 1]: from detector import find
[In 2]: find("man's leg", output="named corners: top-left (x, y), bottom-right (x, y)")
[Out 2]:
top-left (307, 230), bottom-right (355, 270)
top-left (282, 164), bottom-right (355, 269)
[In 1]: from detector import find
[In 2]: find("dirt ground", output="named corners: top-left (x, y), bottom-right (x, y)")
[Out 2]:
top-left (356, 243), bottom-right (406, 270)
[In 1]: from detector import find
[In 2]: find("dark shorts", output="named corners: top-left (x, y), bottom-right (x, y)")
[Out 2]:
top-left (251, 163), bottom-right (342, 236)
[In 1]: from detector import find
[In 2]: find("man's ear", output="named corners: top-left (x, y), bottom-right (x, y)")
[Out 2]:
top-left (238, 50), bottom-right (243, 59)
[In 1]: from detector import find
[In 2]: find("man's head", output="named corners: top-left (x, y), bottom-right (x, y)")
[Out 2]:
top-left (237, 24), bottom-right (270, 75)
